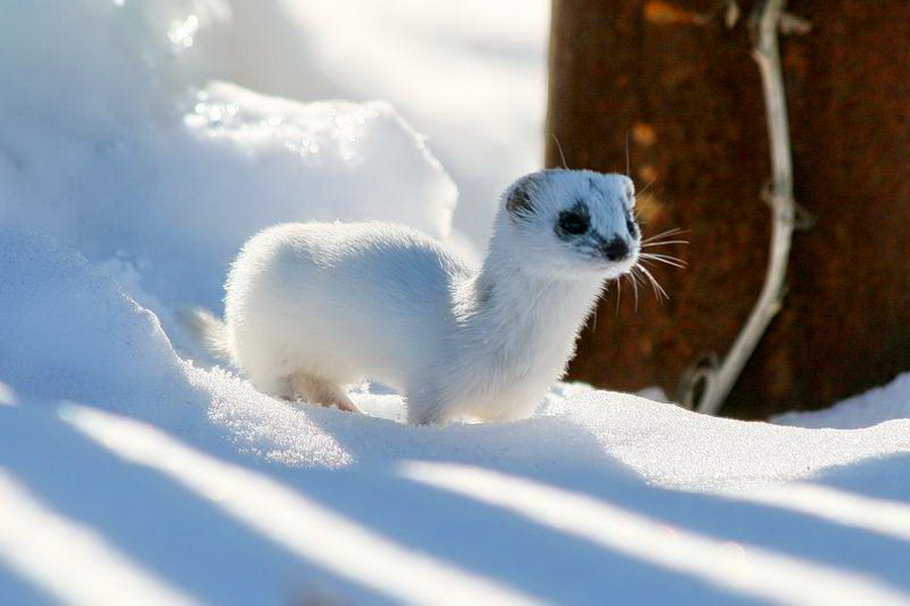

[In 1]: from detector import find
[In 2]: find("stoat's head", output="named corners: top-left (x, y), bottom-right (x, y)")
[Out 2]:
top-left (499, 169), bottom-right (640, 280)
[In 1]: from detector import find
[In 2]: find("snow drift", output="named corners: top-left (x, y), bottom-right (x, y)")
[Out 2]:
top-left (0, 0), bottom-right (456, 347)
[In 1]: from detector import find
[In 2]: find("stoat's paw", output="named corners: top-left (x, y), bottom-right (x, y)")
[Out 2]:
top-left (406, 400), bottom-right (450, 426)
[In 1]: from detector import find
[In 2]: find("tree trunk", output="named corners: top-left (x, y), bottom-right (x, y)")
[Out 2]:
top-left (548, 0), bottom-right (910, 418)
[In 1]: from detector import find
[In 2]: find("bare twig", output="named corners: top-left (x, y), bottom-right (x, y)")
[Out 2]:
top-left (690, 0), bottom-right (798, 415)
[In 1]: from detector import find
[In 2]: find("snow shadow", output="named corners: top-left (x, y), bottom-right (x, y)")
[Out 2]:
top-left (6, 397), bottom-right (907, 605)
top-left (188, 381), bottom-right (910, 602)
top-left (520, 466), bottom-right (910, 594)
top-left (0, 566), bottom-right (52, 606)
top-left (295, 403), bottom-right (633, 471)
top-left (0, 407), bottom-right (382, 606)
top-left (278, 410), bottom-right (910, 602)
top-left (64, 404), bottom-right (771, 604)
top-left (813, 452), bottom-right (910, 502)
top-left (267, 464), bottom-right (763, 605)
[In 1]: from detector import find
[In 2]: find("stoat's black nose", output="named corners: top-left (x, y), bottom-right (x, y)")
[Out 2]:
top-left (600, 237), bottom-right (630, 261)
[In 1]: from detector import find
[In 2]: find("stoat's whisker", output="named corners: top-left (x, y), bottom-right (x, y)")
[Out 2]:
top-left (614, 275), bottom-right (623, 316)
top-left (641, 228), bottom-right (689, 244)
top-left (625, 130), bottom-right (631, 177)
top-left (635, 177), bottom-right (657, 199)
top-left (627, 267), bottom-right (642, 311)
top-left (646, 252), bottom-right (687, 264)
top-left (641, 229), bottom-right (682, 243)
top-left (639, 252), bottom-right (687, 269)
top-left (640, 260), bottom-right (687, 273)
top-left (630, 266), bottom-right (651, 302)
top-left (550, 133), bottom-right (569, 170)
top-left (639, 259), bottom-right (683, 276)
top-left (636, 264), bottom-right (669, 301)
top-left (641, 234), bottom-right (683, 246)
top-left (640, 260), bottom-right (687, 274)
top-left (641, 240), bottom-right (689, 248)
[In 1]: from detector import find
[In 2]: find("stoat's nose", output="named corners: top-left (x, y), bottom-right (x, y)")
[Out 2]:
top-left (599, 237), bottom-right (631, 261)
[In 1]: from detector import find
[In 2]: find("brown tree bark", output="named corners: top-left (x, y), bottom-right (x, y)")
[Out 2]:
top-left (549, 0), bottom-right (910, 418)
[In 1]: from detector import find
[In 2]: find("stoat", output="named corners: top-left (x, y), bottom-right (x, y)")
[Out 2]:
top-left (186, 169), bottom-right (641, 424)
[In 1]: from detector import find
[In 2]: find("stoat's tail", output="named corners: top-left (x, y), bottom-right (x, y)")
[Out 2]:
top-left (179, 308), bottom-right (233, 363)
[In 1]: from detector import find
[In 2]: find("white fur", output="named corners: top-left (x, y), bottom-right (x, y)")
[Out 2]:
top-left (189, 169), bottom-right (640, 424)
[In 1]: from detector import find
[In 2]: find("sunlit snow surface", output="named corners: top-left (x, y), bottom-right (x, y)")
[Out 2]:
top-left (1, 1), bottom-right (909, 605)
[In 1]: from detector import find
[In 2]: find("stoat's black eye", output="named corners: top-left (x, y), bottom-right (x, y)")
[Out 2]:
top-left (558, 211), bottom-right (589, 235)
top-left (626, 216), bottom-right (638, 236)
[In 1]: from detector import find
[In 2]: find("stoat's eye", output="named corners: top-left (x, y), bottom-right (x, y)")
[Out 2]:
top-left (626, 216), bottom-right (638, 236)
top-left (558, 210), bottom-right (589, 235)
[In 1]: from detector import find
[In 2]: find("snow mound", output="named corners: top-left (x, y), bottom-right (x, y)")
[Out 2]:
top-left (0, 230), bottom-right (179, 408)
top-left (0, 0), bottom-right (456, 344)
top-left (775, 372), bottom-right (910, 429)
top-left (0, 0), bottom-right (230, 129)
top-left (224, 0), bottom-right (550, 244)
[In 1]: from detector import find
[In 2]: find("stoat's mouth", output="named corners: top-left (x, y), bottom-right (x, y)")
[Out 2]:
top-left (584, 249), bottom-right (640, 277)
top-left (607, 227), bottom-right (687, 301)
top-left (614, 248), bottom-right (686, 303)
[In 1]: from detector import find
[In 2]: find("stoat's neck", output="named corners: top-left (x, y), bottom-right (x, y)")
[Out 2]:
top-left (455, 220), bottom-right (605, 377)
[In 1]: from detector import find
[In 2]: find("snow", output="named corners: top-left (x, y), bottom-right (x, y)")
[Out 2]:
top-left (0, 471), bottom-right (196, 606)
top-left (775, 372), bottom-right (910, 429)
top-left (224, 0), bottom-right (549, 245)
top-left (1, 1), bottom-right (909, 605)
top-left (0, 0), bottom-right (457, 345)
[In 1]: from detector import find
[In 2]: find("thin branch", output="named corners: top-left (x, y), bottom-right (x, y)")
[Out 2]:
top-left (692, 0), bottom-right (798, 415)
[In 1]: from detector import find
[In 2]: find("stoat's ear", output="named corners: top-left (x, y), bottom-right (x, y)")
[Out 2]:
top-left (623, 178), bottom-right (636, 210)
top-left (505, 175), bottom-right (537, 217)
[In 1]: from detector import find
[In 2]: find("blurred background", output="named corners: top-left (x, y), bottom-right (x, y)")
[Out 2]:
top-left (547, 1), bottom-right (910, 419)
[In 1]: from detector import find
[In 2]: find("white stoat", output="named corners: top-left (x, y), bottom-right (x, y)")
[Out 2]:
top-left (186, 169), bottom-right (641, 424)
